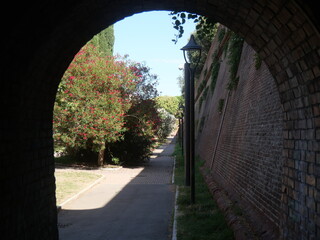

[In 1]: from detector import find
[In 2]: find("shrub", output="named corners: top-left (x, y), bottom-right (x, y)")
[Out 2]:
top-left (107, 99), bottom-right (161, 165)
top-left (53, 44), bottom-right (139, 165)
top-left (157, 108), bottom-right (176, 140)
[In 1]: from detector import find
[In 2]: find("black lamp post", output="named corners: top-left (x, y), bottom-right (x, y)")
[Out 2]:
top-left (178, 104), bottom-right (184, 155)
top-left (181, 35), bottom-right (202, 204)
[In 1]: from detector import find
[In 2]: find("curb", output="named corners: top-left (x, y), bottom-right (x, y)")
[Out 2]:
top-left (171, 156), bottom-right (176, 184)
top-left (172, 186), bottom-right (179, 240)
top-left (100, 166), bottom-right (123, 171)
top-left (57, 174), bottom-right (105, 212)
top-left (172, 156), bottom-right (178, 240)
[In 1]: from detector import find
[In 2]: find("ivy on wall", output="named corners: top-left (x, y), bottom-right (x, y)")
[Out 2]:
top-left (199, 86), bottom-right (209, 111)
top-left (254, 53), bottom-right (262, 70)
top-left (210, 60), bottom-right (220, 92)
top-left (218, 98), bottom-right (225, 114)
top-left (226, 32), bottom-right (244, 90)
top-left (198, 116), bottom-right (206, 133)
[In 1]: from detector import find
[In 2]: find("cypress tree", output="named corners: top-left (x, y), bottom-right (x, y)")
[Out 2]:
top-left (89, 25), bottom-right (115, 56)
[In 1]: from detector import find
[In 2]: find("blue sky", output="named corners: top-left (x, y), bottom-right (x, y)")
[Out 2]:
top-left (114, 11), bottom-right (196, 96)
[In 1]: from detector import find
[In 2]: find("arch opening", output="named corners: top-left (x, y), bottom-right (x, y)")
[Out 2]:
top-left (1, 1), bottom-right (319, 239)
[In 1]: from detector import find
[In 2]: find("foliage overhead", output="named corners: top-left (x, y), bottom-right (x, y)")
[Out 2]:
top-left (169, 12), bottom-right (217, 45)
top-left (170, 12), bottom-right (219, 79)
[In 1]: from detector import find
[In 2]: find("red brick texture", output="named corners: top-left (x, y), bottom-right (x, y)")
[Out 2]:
top-left (196, 40), bottom-right (283, 237)
top-left (0, 0), bottom-right (319, 239)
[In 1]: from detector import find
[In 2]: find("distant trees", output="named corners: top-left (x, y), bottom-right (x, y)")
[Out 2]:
top-left (156, 95), bottom-right (183, 117)
top-left (156, 108), bottom-right (176, 140)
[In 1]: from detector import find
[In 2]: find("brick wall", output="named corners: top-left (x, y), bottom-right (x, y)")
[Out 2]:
top-left (195, 33), bottom-right (284, 236)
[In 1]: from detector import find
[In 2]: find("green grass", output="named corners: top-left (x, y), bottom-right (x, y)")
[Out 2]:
top-left (55, 171), bottom-right (102, 205)
top-left (173, 143), bottom-right (234, 240)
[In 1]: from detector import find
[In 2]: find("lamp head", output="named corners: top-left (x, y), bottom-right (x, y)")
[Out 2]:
top-left (181, 35), bottom-right (202, 52)
top-left (181, 35), bottom-right (202, 68)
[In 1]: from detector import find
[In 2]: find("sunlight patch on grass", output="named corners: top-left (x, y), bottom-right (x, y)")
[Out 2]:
top-left (55, 171), bottom-right (102, 205)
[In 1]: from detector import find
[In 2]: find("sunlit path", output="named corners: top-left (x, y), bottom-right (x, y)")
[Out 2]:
top-left (58, 136), bottom-right (176, 240)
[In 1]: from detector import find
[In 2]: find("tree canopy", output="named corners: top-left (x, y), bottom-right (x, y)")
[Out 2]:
top-left (156, 95), bottom-right (183, 117)
top-left (89, 25), bottom-right (115, 56)
top-left (53, 44), bottom-right (138, 155)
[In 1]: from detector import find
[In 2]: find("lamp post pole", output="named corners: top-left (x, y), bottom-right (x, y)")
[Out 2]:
top-left (184, 63), bottom-right (191, 187)
top-left (189, 66), bottom-right (195, 204)
top-left (181, 35), bottom-right (202, 204)
top-left (181, 111), bottom-right (184, 156)
top-left (178, 104), bottom-right (185, 158)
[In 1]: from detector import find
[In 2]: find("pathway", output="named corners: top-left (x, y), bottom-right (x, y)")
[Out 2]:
top-left (58, 135), bottom-right (176, 240)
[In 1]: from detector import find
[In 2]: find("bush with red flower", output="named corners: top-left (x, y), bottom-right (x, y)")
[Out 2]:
top-left (54, 44), bottom-right (175, 166)
top-left (53, 44), bottom-right (138, 165)
top-left (105, 60), bottom-right (163, 165)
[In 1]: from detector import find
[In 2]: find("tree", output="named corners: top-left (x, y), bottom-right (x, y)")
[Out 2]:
top-left (177, 75), bottom-right (184, 96)
top-left (108, 99), bottom-right (162, 164)
top-left (155, 95), bottom-right (182, 117)
top-left (157, 108), bottom-right (176, 140)
top-left (128, 61), bottom-right (159, 101)
top-left (53, 44), bottom-right (138, 166)
top-left (107, 62), bottom-right (162, 165)
top-left (89, 25), bottom-right (115, 56)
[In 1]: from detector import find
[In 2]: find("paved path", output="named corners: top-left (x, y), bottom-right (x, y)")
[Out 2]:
top-left (58, 135), bottom-right (176, 240)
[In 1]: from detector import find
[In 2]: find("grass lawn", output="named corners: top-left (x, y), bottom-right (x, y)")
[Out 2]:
top-left (173, 143), bottom-right (234, 240)
top-left (55, 170), bottom-right (103, 205)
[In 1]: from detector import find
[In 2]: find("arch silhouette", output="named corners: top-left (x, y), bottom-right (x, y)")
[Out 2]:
top-left (1, 1), bottom-right (319, 239)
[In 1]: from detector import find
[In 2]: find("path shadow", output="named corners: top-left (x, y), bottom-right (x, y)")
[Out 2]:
top-left (57, 136), bottom-right (176, 240)
top-left (55, 136), bottom-right (176, 171)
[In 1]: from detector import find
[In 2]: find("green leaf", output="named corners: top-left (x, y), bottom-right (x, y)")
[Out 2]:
top-left (188, 14), bottom-right (197, 19)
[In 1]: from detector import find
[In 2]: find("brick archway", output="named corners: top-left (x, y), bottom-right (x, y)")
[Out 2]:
top-left (1, 1), bottom-right (319, 239)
